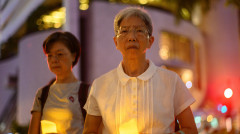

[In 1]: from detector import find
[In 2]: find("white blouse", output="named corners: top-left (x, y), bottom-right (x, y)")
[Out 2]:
top-left (84, 60), bottom-right (195, 134)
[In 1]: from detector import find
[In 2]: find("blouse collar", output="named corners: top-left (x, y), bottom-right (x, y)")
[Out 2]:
top-left (117, 60), bottom-right (157, 85)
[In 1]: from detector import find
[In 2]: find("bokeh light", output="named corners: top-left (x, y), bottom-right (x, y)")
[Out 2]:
top-left (224, 88), bottom-right (233, 98)
top-left (207, 115), bottom-right (213, 122)
top-left (221, 105), bottom-right (227, 113)
top-left (210, 118), bottom-right (219, 128)
top-left (186, 81), bottom-right (192, 89)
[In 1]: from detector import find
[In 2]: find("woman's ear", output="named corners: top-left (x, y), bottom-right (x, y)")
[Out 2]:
top-left (72, 53), bottom-right (76, 62)
top-left (147, 36), bottom-right (154, 49)
top-left (113, 36), bottom-right (118, 49)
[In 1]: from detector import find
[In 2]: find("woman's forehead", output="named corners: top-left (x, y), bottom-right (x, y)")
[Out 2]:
top-left (119, 25), bottom-right (146, 29)
top-left (48, 42), bottom-right (69, 52)
top-left (120, 16), bottom-right (145, 26)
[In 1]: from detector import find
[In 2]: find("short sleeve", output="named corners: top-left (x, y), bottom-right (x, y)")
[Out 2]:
top-left (83, 81), bottom-right (101, 116)
top-left (30, 88), bottom-right (43, 114)
top-left (173, 74), bottom-right (195, 116)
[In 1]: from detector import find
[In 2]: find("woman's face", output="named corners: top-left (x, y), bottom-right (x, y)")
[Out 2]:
top-left (113, 16), bottom-right (154, 60)
top-left (46, 42), bottom-right (75, 76)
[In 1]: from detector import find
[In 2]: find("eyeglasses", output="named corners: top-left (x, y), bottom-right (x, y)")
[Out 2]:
top-left (117, 26), bottom-right (149, 37)
top-left (47, 52), bottom-right (67, 61)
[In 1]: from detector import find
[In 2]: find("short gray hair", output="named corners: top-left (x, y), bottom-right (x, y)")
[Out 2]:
top-left (114, 7), bottom-right (153, 36)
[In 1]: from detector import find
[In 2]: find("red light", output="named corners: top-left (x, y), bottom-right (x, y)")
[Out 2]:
top-left (224, 88), bottom-right (233, 98)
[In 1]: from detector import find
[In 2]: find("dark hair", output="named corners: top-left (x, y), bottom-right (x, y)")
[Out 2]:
top-left (43, 31), bottom-right (81, 67)
top-left (114, 7), bottom-right (153, 36)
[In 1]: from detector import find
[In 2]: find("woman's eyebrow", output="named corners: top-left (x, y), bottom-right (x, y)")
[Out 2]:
top-left (48, 49), bottom-right (65, 53)
top-left (120, 25), bottom-right (145, 28)
top-left (56, 49), bottom-right (65, 52)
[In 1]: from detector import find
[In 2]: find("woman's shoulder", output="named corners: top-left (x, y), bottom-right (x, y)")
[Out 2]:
top-left (157, 67), bottom-right (178, 78)
top-left (95, 68), bottom-right (118, 82)
top-left (33, 87), bottom-right (44, 100)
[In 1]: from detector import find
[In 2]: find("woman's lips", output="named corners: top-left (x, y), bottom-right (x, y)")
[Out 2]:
top-left (51, 66), bottom-right (61, 69)
top-left (127, 45), bottom-right (138, 49)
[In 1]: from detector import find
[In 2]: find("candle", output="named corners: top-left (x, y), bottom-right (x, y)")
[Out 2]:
top-left (41, 120), bottom-right (57, 134)
top-left (119, 119), bottom-right (138, 134)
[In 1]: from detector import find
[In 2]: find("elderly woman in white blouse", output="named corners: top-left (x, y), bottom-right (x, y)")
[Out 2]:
top-left (83, 7), bottom-right (198, 134)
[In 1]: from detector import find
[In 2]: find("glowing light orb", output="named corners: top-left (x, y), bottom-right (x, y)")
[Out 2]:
top-left (217, 104), bottom-right (222, 111)
top-left (221, 105), bottom-right (228, 113)
top-left (194, 116), bottom-right (201, 124)
top-left (186, 81), bottom-right (192, 89)
top-left (207, 115), bottom-right (213, 122)
top-left (210, 118), bottom-right (219, 128)
top-left (224, 88), bottom-right (233, 98)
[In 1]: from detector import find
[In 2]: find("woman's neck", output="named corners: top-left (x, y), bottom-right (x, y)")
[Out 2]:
top-left (122, 59), bottom-right (149, 77)
top-left (56, 72), bottom-right (78, 83)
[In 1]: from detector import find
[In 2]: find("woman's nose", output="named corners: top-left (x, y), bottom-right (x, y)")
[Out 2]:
top-left (128, 30), bottom-right (137, 42)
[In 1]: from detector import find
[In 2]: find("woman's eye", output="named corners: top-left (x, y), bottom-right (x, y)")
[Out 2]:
top-left (47, 54), bottom-right (52, 58)
top-left (57, 53), bottom-right (64, 57)
top-left (120, 30), bottom-right (128, 34)
top-left (137, 29), bottom-right (144, 33)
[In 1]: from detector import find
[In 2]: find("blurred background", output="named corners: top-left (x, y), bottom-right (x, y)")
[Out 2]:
top-left (0, 0), bottom-right (239, 133)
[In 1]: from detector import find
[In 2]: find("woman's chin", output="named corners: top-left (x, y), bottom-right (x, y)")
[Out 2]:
top-left (50, 70), bottom-right (62, 75)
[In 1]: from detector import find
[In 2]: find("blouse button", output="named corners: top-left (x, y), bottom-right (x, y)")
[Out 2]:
top-left (133, 95), bottom-right (137, 99)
